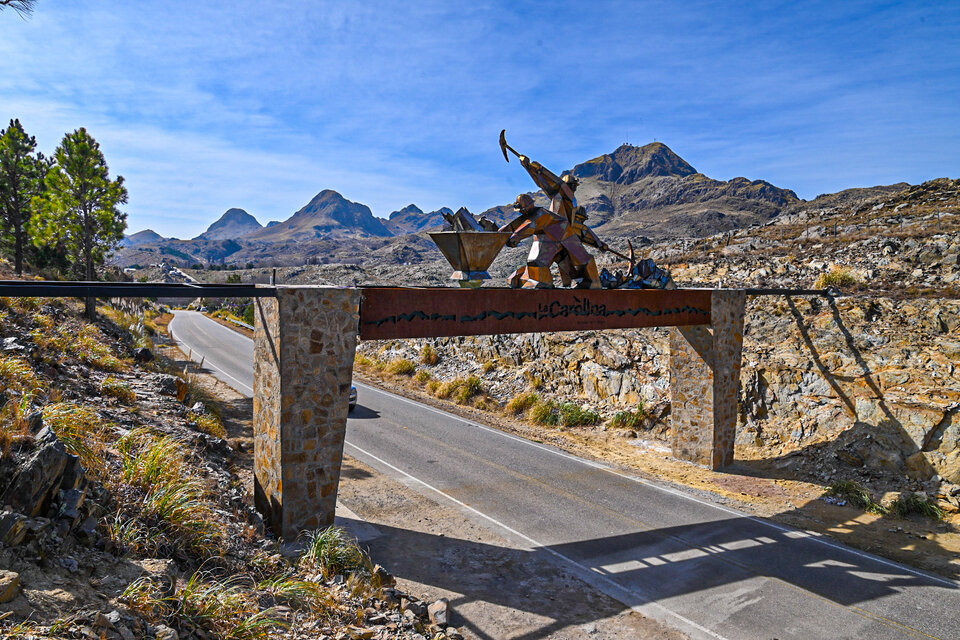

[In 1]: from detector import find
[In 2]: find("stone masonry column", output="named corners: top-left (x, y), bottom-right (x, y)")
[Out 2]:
top-left (669, 290), bottom-right (746, 469)
top-left (253, 286), bottom-right (360, 539)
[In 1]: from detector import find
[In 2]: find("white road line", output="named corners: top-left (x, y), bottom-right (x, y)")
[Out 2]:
top-left (344, 440), bottom-right (730, 640)
top-left (353, 381), bottom-right (960, 590)
top-left (169, 315), bottom-right (255, 396)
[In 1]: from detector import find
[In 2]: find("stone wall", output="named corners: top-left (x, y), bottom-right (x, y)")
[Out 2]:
top-left (254, 286), bottom-right (360, 539)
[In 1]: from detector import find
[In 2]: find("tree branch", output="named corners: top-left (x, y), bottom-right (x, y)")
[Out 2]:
top-left (0, 0), bottom-right (36, 17)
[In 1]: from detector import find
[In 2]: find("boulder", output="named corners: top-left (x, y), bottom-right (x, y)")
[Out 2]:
top-left (0, 570), bottom-right (20, 604)
top-left (134, 347), bottom-right (154, 363)
top-left (0, 428), bottom-right (70, 517)
top-left (427, 598), bottom-right (450, 626)
top-left (0, 510), bottom-right (26, 546)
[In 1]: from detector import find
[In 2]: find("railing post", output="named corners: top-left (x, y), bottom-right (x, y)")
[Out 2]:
top-left (253, 286), bottom-right (359, 539)
top-left (669, 290), bottom-right (746, 469)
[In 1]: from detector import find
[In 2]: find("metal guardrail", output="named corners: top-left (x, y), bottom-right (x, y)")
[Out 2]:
top-left (0, 280), bottom-right (276, 298)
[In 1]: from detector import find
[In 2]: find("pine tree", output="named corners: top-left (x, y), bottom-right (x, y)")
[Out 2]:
top-left (0, 119), bottom-right (46, 275)
top-left (32, 127), bottom-right (128, 317)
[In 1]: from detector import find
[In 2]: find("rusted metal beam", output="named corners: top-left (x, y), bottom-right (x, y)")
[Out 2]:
top-left (358, 287), bottom-right (713, 340)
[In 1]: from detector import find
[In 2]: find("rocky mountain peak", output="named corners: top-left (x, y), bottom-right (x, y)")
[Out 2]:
top-left (195, 208), bottom-right (262, 241)
top-left (389, 204), bottom-right (424, 220)
top-left (248, 189), bottom-right (392, 240)
top-left (572, 142), bottom-right (697, 183)
top-left (120, 229), bottom-right (165, 247)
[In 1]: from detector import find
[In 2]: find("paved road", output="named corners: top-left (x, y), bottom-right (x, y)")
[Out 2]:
top-left (171, 310), bottom-right (960, 640)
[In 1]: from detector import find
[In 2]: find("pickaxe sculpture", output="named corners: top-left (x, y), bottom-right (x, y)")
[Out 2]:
top-left (500, 129), bottom-right (522, 163)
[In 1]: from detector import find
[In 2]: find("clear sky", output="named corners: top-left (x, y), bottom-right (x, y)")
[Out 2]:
top-left (2, 1), bottom-right (958, 238)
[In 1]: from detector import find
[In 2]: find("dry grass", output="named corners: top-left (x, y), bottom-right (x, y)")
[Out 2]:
top-left (41, 402), bottom-right (110, 477)
top-left (118, 430), bottom-right (224, 554)
top-left (814, 266), bottom-right (860, 289)
top-left (506, 392), bottom-right (539, 416)
top-left (190, 411), bottom-right (227, 438)
top-left (385, 357), bottom-right (416, 376)
top-left (102, 376), bottom-right (137, 403)
top-left (0, 356), bottom-right (44, 457)
top-left (420, 343), bottom-right (439, 365)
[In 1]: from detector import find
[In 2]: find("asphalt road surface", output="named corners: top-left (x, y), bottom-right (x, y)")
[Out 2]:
top-left (170, 310), bottom-right (960, 640)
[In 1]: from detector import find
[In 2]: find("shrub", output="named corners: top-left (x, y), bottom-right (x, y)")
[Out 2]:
top-left (825, 480), bottom-right (887, 515)
top-left (455, 376), bottom-right (482, 404)
top-left (298, 527), bottom-right (370, 579)
top-left (420, 344), bottom-right (439, 365)
top-left (529, 400), bottom-right (559, 426)
top-left (42, 403), bottom-right (110, 477)
top-left (558, 402), bottom-right (601, 427)
top-left (414, 369), bottom-right (431, 383)
top-left (354, 353), bottom-right (374, 368)
top-left (102, 376), bottom-right (137, 403)
top-left (385, 358), bottom-right (416, 376)
top-left (434, 379), bottom-right (459, 399)
top-left (506, 392), bottom-right (539, 416)
top-left (815, 266), bottom-right (859, 289)
top-left (890, 491), bottom-right (944, 520)
top-left (191, 412), bottom-right (227, 438)
top-left (609, 405), bottom-right (647, 430)
top-left (482, 360), bottom-right (496, 374)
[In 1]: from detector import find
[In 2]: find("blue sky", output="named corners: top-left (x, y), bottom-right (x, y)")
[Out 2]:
top-left (2, 1), bottom-right (958, 238)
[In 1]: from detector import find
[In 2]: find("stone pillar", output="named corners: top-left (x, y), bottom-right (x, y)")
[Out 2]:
top-left (254, 286), bottom-right (359, 539)
top-left (670, 290), bottom-right (746, 469)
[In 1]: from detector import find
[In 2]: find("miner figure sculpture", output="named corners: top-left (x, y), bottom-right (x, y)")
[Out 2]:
top-left (499, 130), bottom-right (607, 288)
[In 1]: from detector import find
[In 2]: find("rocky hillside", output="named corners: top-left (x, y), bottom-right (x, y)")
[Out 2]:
top-left (0, 292), bottom-right (466, 639)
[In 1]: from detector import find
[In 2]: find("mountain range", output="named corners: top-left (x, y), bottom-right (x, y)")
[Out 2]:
top-left (111, 142), bottom-right (893, 269)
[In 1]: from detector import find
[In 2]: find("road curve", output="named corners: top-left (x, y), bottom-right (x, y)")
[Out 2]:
top-left (171, 310), bottom-right (960, 640)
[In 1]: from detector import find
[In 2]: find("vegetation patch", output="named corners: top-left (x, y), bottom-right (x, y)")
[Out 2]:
top-left (609, 405), bottom-right (647, 430)
top-left (891, 491), bottom-right (944, 520)
top-left (814, 266), bottom-right (860, 289)
top-left (825, 480), bottom-right (888, 515)
top-left (102, 375), bottom-right (137, 403)
top-left (506, 391), bottom-right (540, 416)
top-left (420, 343), bottom-right (439, 365)
top-left (385, 357), bottom-right (416, 376)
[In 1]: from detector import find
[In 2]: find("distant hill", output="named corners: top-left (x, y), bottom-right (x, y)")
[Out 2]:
top-left (385, 205), bottom-right (455, 235)
top-left (194, 208), bottom-right (262, 241)
top-left (247, 190), bottom-right (391, 241)
top-left (120, 229), bottom-right (165, 248)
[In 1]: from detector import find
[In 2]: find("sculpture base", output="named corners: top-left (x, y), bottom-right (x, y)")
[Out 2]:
top-left (451, 270), bottom-right (490, 289)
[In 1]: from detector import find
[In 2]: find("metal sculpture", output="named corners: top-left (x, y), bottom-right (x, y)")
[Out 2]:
top-left (499, 130), bottom-right (606, 288)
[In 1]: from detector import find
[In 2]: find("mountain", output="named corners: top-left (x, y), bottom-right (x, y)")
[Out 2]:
top-left (120, 229), bottom-right (165, 247)
top-left (572, 142), bottom-right (697, 182)
top-left (247, 190), bottom-right (392, 241)
top-left (385, 205), bottom-right (455, 235)
top-left (194, 208), bottom-right (262, 241)
top-left (532, 142), bottom-right (798, 239)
